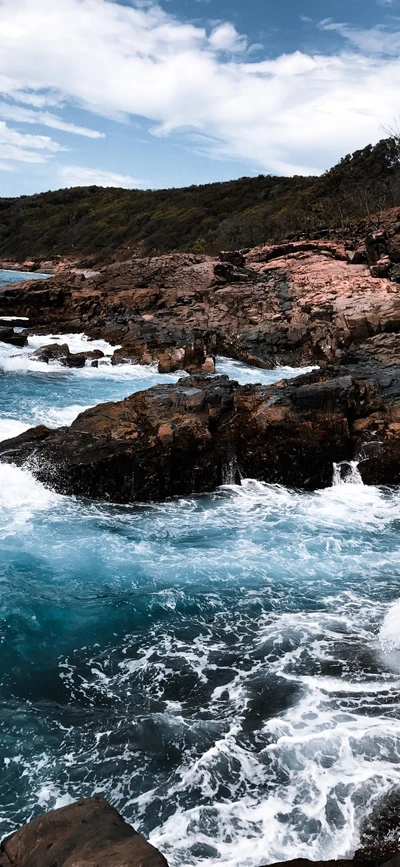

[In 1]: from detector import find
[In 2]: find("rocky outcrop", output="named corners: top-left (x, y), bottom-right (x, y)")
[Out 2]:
top-left (0, 327), bottom-right (27, 348)
top-left (1, 239), bottom-right (400, 371)
top-left (3, 794), bottom-right (400, 867)
top-left (33, 343), bottom-right (105, 368)
top-left (0, 797), bottom-right (168, 867)
top-left (0, 362), bottom-right (399, 501)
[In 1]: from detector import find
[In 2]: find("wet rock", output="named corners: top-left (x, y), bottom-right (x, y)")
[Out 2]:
top-left (33, 344), bottom-right (104, 367)
top-left (0, 797), bottom-right (168, 867)
top-left (0, 327), bottom-right (27, 348)
top-left (33, 342), bottom-right (70, 363)
top-left (66, 352), bottom-right (86, 368)
top-left (0, 369), bottom-right (392, 502)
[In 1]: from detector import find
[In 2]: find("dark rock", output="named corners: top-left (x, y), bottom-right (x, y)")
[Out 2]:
top-left (0, 317), bottom-right (29, 328)
top-left (213, 261), bottom-right (252, 282)
top-left (219, 250), bottom-right (246, 267)
top-left (33, 343), bottom-right (70, 363)
top-left (0, 369), bottom-right (394, 502)
top-left (0, 797), bottom-right (168, 867)
top-left (33, 344), bottom-right (104, 367)
top-left (365, 231), bottom-right (388, 265)
top-left (389, 264), bottom-right (400, 283)
top-left (371, 256), bottom-right (391, 278)
top-left (66, 352), bottom-right (86, 368)
top-left (0, 327), bottom-right (27, 348)
top-left (347, 250), bottom-right (366, 265)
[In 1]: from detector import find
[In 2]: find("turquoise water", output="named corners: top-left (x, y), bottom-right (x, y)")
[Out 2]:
top-left (0, 273), bottom-right (400, 866)
top-left (0, 269), bottom-right (50, 285)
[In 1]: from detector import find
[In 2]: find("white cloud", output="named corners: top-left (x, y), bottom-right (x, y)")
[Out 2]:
top-left (0, 0), bottom-right (400, 176)
top-left (58, 164), bottom-right (147, 187)
top-left (0, 103), bottom-right (104, 138)
top-left (209, 23), bottom-right (247, 53)
top-left (0, 120), bottom-right (65, 162)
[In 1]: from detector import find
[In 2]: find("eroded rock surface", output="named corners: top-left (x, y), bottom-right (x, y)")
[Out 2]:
top-left (1, 363), bottom-right (399, 501)
top-left (1, 237), bottom-right (400, 371)
top-left (0, 797), bottom-right (167, 867)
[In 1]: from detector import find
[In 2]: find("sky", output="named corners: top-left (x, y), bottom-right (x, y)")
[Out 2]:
top-left (1, 0), bottom-right (400, 195)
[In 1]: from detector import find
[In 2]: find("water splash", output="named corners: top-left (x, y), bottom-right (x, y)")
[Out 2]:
top-left (332, 460), bottom-right (363, 486)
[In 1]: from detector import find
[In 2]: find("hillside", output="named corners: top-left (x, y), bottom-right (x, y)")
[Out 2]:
top-left (1, 137), bottom-right (400, 266)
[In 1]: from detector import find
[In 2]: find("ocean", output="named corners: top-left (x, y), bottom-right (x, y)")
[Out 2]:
top-left (0, 270), bottom-right (399, 866)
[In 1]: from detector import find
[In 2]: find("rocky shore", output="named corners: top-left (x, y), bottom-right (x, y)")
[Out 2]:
top-left (1, 797), bottom-right (400, 867)
top-left (1, 214), bottom-right (400, 374)
top-left (1, 221), bottom-right (400, 862)
top-left (0, 355), bottom-right (399, 499)
top-left (1, 216), bottom-right (400, 499)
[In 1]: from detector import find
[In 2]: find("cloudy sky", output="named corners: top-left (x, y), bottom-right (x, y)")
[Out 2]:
top-left (1, 0), bottom-right (400, 195)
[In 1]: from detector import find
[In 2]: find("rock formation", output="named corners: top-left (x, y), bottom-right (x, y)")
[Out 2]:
top-left (2, 795), bottom-right (400, 867)
top-left (0, 352), bottom-right (399, 500)
top-left (1, 230), bottom-right (400, 373)
top-left (0, 797), bottom-right (168, 867)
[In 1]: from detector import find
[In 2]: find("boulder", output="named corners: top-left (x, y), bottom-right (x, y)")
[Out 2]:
top-left (33, 344), bottom-right (104, 367)
top-left (365, 231), bottom-right (388, 265)
top-left (0, 797), bottom-right (168, 867)
top-left (33, 343), bottom-right (70, 363)
top-left (0, 327), bottom-right (27, 348)
top-left (370, 256), bottom-right (391, 278)
top-left (346, 250), bottom-right (366, 265)
top-left (66, 352), bottom-right (87, 368)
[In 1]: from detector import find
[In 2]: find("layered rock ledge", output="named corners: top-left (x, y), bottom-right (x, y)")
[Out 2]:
top-left (2, 232), bottom-right (400, 372)
top-left (1, 346), bottom-right (400, 501)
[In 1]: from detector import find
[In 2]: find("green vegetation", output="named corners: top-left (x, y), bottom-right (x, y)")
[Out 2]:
top-left (1, 138), bottom-right (400, 265)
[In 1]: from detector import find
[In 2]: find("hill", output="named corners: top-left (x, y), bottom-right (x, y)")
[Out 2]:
top-left (0, 137), bottom-right (400, 266)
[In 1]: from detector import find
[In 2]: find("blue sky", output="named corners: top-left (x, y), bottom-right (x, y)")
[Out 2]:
top-left (1, 0), bottom-right (400, 195)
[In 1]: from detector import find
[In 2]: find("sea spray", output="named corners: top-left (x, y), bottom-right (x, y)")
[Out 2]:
top-left (0, 318), bottom-right (400, 866)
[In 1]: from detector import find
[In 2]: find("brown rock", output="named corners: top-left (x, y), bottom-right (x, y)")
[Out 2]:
top-left (0, 370), bottom-right (392, 501)
top-left (0, 797), bottom-right (168, 867)
top-left (2, 239), bottom-right (400, 373)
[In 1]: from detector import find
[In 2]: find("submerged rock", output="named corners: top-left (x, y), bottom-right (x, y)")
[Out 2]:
top-left (0, 797), bottom-right (168, 867)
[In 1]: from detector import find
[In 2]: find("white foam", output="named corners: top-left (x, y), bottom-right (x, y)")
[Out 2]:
top-left (0, 463), bottom-right (61, 538)
top-left (0, 419), bottom-right (31, 442)
top-left (332, 461), bottom-right (364, 486)
top-left (380, 600), bottom-right (400, 650)
top-left (32, 404), bottom-right (92, 428)
top-left (216, 356), bottom-right (318, 385)
top-left (0, 315), bottom-right (29, 322)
